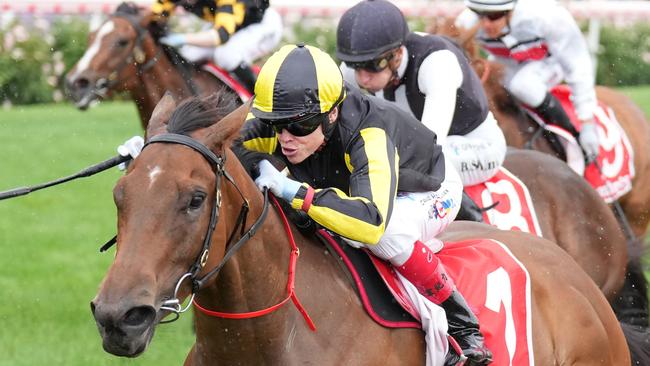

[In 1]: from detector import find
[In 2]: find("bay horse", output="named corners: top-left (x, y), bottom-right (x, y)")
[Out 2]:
top-left (90, 93), bottom-right (633, 365)
top-left (433, 19), bottom-right (650, 327)
top-left (434, 20), bottom-right (650, 240)
top-left (64, 2), bottom-right (238, 130)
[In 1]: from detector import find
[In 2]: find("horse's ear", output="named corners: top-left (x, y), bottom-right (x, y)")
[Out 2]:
top-left (202, 101), bottom-right (252, 150)
top-left (145, 92), bottom-right (177, 140)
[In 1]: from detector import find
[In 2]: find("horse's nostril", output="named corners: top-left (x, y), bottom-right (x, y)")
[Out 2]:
top-left (90, 301), bottom-right (97, 315)
top-left (75, 77), bottom-right (90, 89)
top-left (123, 306), bottom-right (156, 328)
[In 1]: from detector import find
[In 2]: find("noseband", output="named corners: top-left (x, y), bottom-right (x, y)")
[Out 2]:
top-left (142, 133), bottom-right (270, 322)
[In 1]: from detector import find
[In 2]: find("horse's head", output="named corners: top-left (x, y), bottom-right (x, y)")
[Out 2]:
top-left (90, 92), bottom-right (250, 357)
top-left (65, 2), bottom-right (161, 109)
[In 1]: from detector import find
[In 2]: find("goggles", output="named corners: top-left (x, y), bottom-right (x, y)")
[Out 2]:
top-left (261, 113), bottom-right (328, 137)
top-left (345, 52), bottom-right (395, 72)
top-left (471, 10), bottom-right (509, 21)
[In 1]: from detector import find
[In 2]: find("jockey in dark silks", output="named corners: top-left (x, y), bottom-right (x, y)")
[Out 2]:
top-left (336, 0), bottom-right (506, 225)
top-left (152, 0), bottom-right (282, 93)
top-left (240, 43), bottom-right (492, 366)
top-left (457, 0), bottom-right (600, 162)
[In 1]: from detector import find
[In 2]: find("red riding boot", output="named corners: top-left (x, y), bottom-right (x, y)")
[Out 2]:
top-left (396, 240), bottom-right (493, 366)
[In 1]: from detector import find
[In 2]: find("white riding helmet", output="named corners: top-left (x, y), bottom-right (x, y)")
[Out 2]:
top-left (465, 0), bottom-right (516, 12)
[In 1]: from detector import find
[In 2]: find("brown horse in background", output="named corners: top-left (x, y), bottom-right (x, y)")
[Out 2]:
top-left (502, 148), bottom-right (626, 301)
top-left (434, 19), bottom-right (650, 328)
top-left (65, 2), bottom-right (234, 130)
top-left (90, 93), bottom-right (631, 365)
top-left (434, 20), bottom-right (650, 240)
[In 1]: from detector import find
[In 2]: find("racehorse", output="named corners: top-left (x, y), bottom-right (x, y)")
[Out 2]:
top-left (433, 18), bottom-right (650, 327)
top-left (434, 20), bottom-right (650, 241)
top-left (500, 148), bottom-right (627, 302)
top-left (90, 93), bottom-right (633, 365)
top-left (65, 2), bottom-right (239, 130)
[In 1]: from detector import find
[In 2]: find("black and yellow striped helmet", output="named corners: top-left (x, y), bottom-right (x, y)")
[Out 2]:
top-left (252, 44), bottom-right (346, 121)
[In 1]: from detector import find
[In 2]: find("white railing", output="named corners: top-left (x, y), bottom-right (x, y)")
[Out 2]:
top-left (2, 1), bottom-right (650, 22)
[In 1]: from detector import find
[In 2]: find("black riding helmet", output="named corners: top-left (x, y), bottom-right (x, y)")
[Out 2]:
top-left (336, 0), bottom-right (409, 63)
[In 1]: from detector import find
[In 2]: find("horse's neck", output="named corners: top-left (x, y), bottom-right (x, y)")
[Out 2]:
top-left (129, 46), bottom-right (197, 128)
top-left (189, 173), bottom-right (356, 364)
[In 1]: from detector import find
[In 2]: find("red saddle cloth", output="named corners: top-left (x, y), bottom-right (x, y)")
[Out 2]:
top-left (201, 63), bottom-right (260, 102)
top-left (531, 85), bottom-right (635, 203)
top-left (464, 167), bottom-right (542, 237)
top-left (321, 229), bottom-right (534, 365)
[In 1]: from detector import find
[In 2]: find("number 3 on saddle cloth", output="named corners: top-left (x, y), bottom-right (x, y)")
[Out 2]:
top-left (525, 85), bottom-right (635, 203)
top-left (202, 63), bottom-right (260, 102)
top-left (319, 229), bottom-right (534, 365)
top-left (464, 167), bottom-right (543, 236)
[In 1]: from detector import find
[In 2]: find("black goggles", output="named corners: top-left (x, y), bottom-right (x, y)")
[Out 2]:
top-left (472, 10), bottom-right (509, 21)
top-left (261, 113), bottom-right (328, 137)
top-left (345, 52), bottom-right (394, 72)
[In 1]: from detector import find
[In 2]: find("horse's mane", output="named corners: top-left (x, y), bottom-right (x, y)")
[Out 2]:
top-left (167, 92), bottom-right (239, 135)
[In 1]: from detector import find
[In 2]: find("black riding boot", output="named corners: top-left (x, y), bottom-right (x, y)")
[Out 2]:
top-left (232, 63), bottom-right (257, 94)
top-left (534, 93), bottom-right (580, 139)
top-left (456, 191), bottom-right (484, 223)
top-left (441, 290), bottom-right (493, 366)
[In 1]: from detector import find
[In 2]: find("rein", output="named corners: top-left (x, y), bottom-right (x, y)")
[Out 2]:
top-left (193, 194), bottom-right (316, 331)
top-left (141, 134), bottom-right (314, 329)
top-left (0, 154), bottom-right (129, 201)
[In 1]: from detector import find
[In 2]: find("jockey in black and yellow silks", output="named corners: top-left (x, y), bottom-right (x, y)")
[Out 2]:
top-left (241, 44), bottom-right (489, 365)
top-left (152, 0), bottom-right (282, 92)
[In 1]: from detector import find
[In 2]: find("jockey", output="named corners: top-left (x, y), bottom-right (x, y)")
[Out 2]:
top-left (241, 43), bottom-right (492, 366)
top-left (457, 0), bottom-right (600, 162)
top-left (151, 0), bottom-right (283, 93)
top-left (336, 0), bottom-right (506, 222)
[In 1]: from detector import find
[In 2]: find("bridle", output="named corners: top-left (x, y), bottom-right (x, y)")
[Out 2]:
top-left (102, 12), bottom-right (162, 90)
top-left (119, 133), bottom-right (271, 322)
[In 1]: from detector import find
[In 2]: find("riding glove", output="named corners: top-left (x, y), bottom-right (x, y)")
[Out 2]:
top-left (159, 33), bottom-right (187, 48)
top-left (254, 160), bottom-right (301, 202)
top-left (579, 123), bottom-right (599, 162)
top-left (117, 135), bottom-right (144, 171)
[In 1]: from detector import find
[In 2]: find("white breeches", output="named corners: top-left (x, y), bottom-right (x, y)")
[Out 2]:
top-left (179, 8), bottom-right (283, 70)
top-left (363, 156), bottom-right (462, 266)
top-left (443, 112), bottom-right (507, 186)
top-left (503, 58), bottom-right (564, 108)
top-left (343, 156), bottom-right (461, 366)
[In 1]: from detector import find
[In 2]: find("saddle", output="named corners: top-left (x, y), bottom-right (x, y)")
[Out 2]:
top-left (524, 85), bottom-right (635, 203)
top-left (315, 229), bottom-right (535, 366)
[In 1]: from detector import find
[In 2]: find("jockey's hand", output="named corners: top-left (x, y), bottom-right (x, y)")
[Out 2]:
top-left (254, 160), bottom-right (301, 202)
top-left (579, 122), bottom-right (599, 163)
top-left (159, 33), bottom-right (187, 48)
top-left (117, 135), bottom-right (144, 171)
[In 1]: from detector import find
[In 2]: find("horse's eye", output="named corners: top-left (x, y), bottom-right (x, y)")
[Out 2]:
top-left (116, 38), bottom-right (129, 48)
top-left (188, 192), bottom-right (206, 210)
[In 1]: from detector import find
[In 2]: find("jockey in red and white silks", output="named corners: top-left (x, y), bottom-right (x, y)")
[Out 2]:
top-left (457, 0), bottom-right (600, 161)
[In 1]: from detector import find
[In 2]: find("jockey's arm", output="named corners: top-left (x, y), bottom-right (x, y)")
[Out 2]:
top-left (156, 0), bottom-right (247, 47)
top-left (418, 50), bottom-right (463, 144)
top-left (544, 6), bottom-right (597, 124)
